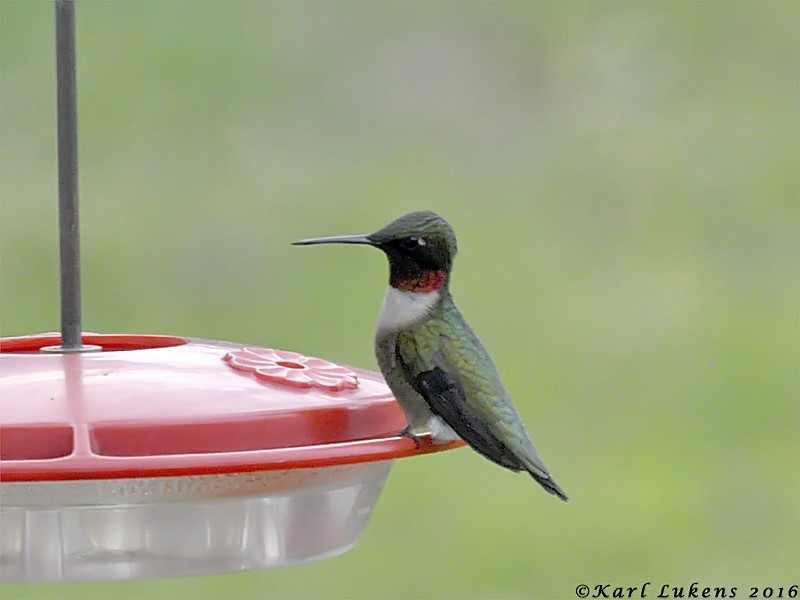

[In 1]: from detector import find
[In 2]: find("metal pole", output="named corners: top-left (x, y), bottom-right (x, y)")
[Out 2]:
top-left (54, 0), bottom-right (83, 350)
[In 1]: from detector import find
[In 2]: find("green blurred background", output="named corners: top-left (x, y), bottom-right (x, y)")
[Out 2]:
top-left (1, 2), bottom-right (797, 599)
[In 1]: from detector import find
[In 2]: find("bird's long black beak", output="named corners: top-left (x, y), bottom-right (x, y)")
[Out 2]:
top-left (292, 234), bottom-right (374, 246)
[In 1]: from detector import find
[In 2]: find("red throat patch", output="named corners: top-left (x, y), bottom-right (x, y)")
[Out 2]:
top-left (396, 270), bottom-right (448, 293)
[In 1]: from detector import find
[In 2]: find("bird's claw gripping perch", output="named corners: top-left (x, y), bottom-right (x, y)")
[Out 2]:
top-left (398, 426), bottom-right (422, 449)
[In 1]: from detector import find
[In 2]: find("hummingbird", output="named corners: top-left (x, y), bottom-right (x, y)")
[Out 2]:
top-left (293, 211), bottom-right (568, 501)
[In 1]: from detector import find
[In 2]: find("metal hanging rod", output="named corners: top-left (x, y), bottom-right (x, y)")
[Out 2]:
top-left (48, 0), bottom-right (96, 352)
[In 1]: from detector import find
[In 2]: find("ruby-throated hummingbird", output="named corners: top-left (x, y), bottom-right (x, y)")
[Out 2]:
top-left (293, 211), bottom-right (568, 501)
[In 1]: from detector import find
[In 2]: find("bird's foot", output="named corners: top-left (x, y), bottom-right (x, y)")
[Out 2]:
top-left (398, 426), bottom-right (422, 449)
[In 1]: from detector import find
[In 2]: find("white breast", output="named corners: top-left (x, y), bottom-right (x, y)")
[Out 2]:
top-left (376, 287), bottom-right (440, 334)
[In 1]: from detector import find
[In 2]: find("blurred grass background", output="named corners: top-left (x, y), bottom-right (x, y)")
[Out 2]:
top-left (1, 1), bottom-right (797, 599)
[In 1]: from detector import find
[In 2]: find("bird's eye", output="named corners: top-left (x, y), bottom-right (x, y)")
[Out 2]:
top-left (399, 236), bottom-right (425, 251)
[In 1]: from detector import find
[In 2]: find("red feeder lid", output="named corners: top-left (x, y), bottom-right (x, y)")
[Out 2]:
top-left (0, 333), bottom-right (462, 482)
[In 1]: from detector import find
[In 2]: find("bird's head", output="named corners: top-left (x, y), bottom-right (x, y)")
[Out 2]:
top-left (293, 210), bottom-right (457, 292)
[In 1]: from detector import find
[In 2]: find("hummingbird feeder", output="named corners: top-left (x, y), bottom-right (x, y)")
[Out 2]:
top-left (0, 1), bottom-right (462, 584)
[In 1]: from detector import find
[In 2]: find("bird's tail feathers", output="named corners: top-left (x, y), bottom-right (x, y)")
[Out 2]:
top-left (519, 453), bottom-right (569, 501)
top-left (528, 469), bottom-right (569, 502)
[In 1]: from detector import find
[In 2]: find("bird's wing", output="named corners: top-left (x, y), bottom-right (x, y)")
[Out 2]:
top-left (394, 334), bottom-right (522, 471)
top-left (395, 318), bottom-right (569, 501)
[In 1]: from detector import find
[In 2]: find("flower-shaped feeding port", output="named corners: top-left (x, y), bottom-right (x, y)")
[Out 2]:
top-left (224, 347), bottom-right (359, 392)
